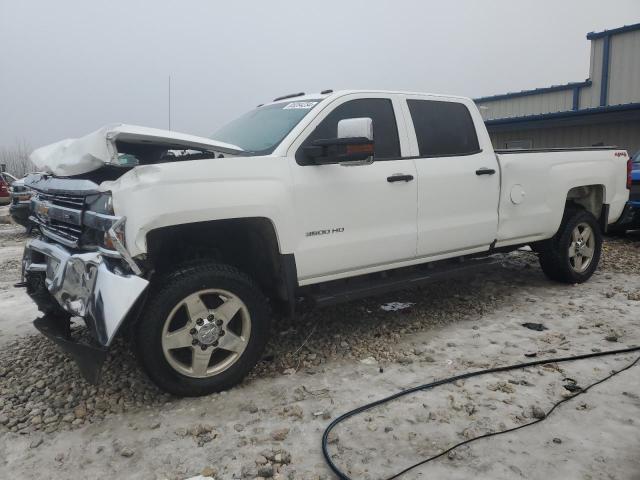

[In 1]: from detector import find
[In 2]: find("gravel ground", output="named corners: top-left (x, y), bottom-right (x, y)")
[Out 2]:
top-left (601, 230), bottom-right (640, 274)
top-left (0, 223), bottom-right (639, 479)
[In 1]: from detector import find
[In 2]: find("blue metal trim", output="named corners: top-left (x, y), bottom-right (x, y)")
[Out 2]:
top-left (477, 23), bottom-right (640, 105)
top-left (474, 81), bottom-right (591, 103)
top-left (600, 35), bottom-right (611, 106)
top-left (587, 22), bottom-right (640, 40)
top-left (484, 102), bottom-right (640, 126)
top-left (572, 86), bottom-right (580, 110)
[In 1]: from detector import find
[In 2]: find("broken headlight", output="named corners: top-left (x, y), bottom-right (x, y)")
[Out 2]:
top-left (84, 192), bottom-right (124, 251)
top-left (103, 218), bottom-right (126, 252)
top-left (86, 192), bottom-right (114, 216)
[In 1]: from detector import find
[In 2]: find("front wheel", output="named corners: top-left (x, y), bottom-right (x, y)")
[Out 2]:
top-left (135, 263), bottom-right (270, 397)
top-left (537, 208), bottom-right (602, 284)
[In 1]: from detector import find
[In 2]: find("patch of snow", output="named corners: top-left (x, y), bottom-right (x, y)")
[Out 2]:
top-left (380, 302), bottom-right (415, 312)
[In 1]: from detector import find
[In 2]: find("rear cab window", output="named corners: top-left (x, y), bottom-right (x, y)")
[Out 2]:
top-left (296, 97), bottom-right (401, 164)
top-left (406, 99), bottom-right (480, 157)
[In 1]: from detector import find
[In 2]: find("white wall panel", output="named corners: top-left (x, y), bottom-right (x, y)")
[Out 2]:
top-left (608, 30), bottom-right (640, 106)
top-left (490, 120), bottom-right (640, 155)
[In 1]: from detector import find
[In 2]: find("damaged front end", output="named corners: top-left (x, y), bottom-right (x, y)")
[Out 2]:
top-left (21, 176), bottom-right (149, 383)
top-left (20, 124), bottom-right (243, 383)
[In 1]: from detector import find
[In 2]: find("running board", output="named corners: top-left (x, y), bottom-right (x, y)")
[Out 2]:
top-left (304, 257), bottom-right (501, 308)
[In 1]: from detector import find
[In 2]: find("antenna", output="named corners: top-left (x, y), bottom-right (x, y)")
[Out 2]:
top-left (168, 75), bottom-right (172, 131)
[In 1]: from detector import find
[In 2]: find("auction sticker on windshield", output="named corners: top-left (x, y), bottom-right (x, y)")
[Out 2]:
top-left (283, 101), bottom-right (317, 110)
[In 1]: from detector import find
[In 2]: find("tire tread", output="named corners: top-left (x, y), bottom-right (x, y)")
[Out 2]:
top-left (537, 207), bottom-right (602, 284)
top-left (135, 261), bottom-right (270, 397)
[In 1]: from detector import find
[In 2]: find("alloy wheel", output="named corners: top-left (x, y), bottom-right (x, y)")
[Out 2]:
top-left (161, 289), bottom-right (251, 378)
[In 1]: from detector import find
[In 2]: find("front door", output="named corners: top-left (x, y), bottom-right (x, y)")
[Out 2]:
top-left (289, 94), bottom-right (418, 283)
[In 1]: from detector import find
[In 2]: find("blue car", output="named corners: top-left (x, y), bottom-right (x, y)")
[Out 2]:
top-left (611, 150), bottom-right (640, 233)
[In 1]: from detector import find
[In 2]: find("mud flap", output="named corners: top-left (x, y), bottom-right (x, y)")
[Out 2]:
top-left (34, 316), bottom-right (108, 384)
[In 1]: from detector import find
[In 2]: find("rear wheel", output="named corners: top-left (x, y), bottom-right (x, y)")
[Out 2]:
top-left (537, 208), bottom-right (602, 284)
top-left (135, 262), bottom-right (270, 396)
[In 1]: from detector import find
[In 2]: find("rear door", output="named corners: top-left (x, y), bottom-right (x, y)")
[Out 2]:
top-left (288, 94), bottom-right (418, 283)
top-left (402, 95), bottom-right (500, 258)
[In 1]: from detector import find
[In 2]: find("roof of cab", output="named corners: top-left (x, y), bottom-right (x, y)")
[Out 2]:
top-left (261, 89), bottom-right (471, 107)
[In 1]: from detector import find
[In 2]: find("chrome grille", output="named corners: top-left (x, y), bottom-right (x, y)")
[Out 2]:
top-left (49, 219), bottom-right (83, 239)
top-left (38, 192), bottom-right (85, 209)
top-left (31, 192), bottom-right (86, 247)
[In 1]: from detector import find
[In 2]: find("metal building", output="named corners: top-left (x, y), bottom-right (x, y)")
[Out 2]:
top-left (475, 23), bottom-right (640, 156)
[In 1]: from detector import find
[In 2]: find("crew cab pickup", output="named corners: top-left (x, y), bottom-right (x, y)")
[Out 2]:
top-left (21, 90), bottom-right (630, 396)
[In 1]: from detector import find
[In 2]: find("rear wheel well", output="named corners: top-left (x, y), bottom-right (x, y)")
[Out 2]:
top-left (145, 218), bottom-right (295, 313)
top-left (565, 185), bottom-right (605, 219)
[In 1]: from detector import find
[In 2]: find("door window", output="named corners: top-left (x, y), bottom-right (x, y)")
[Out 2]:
top-left (407, 100), bottom-right (480, 157)
top-left (297, 98), bottom-right (401, 163)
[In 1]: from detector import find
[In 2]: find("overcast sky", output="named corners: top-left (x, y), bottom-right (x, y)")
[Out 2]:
top-left (1, 0), bottom-right (639, 148)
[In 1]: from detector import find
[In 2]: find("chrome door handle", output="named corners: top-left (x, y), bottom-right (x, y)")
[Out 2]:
top-left (387, 174), bottom-right (414, 183)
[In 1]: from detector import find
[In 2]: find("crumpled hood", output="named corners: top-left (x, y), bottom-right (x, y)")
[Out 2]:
top-left (30, 124), bottom-right (244, 177)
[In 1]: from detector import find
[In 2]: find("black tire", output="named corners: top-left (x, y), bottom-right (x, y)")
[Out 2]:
top-left (537, 208), bottom-right (602, 284)
top-left (135, 262), bottom-right (270, 397)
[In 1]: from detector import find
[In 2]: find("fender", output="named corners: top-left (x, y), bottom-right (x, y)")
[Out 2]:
top-left (104, 156), bottom-right (297, 258)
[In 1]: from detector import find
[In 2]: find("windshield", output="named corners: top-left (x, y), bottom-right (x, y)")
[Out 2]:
top-left (211, 99), bottom-right (323, 155)
top-left (633, 150), bottom-right (640, 164)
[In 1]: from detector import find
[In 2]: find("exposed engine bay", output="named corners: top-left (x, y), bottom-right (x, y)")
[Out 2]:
top-left (29, 123), bottom-right (244, 178)
top-left (72, 147), bottom-right (235, 184)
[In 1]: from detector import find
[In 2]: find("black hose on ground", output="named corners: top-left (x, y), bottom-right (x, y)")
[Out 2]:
top-left (322, 346), bottom-right (640, 480)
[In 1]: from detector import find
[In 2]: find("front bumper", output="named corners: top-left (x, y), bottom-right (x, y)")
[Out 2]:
top-left (23, 237), bottom-right (149, 347)
top-left (33, 315), bottom-right (109, 384)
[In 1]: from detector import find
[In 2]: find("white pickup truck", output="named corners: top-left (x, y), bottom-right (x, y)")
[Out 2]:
top-left (21, 89), bottom-right (630, 396)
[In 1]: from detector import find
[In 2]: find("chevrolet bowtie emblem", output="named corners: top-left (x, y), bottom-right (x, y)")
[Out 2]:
top-left (36, 202), bottom-right (49, 217)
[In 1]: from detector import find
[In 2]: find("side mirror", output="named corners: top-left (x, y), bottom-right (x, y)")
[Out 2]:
top-left (302, 117), bottom-right (375, 164)
top-left (337, 117), bottom-right (373, 140)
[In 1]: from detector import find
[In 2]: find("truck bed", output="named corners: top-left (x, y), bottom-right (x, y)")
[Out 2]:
top-left (494, 146), bottom-right (629, 247)
top-left (495, 146), bottom-right (621, 154)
